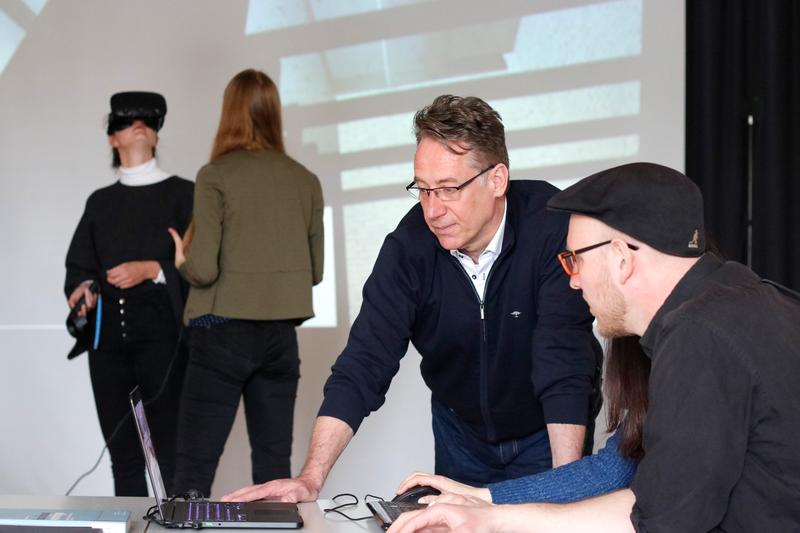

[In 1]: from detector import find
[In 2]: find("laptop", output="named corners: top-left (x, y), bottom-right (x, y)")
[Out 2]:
top-left (128, 388), bottom-right (302, 529)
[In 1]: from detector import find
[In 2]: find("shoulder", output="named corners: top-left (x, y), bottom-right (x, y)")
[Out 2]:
top-left (391, 203), bottom-right (428, 239)
top-left (507, 179), bottom-right (569, 236)
top-left (508, 179), bottom-right (563, 215)
top-left (385, 203), bottom-right (437, 256)
top-left (263, 151), bottom-right (320, 185)
top-left (86, 181), bottom-right (121, 206)
top-left (655, 277), bottom-right (761, 372)
top-left (666, 264), bottom-right (764, 327)
top-left (163, 176), bottom-right (194, 193)
top-left (201, 150), bottom-right (319, 183)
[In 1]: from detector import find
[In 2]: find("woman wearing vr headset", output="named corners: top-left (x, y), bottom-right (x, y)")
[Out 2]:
top-left (169, 69), bottom-right (324, 497)
top-left (64, 92), bottom-right (193, 496)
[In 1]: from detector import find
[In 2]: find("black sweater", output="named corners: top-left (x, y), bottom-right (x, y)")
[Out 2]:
top-left (64, 177), bottom-right (193, 350)
top-left (319, 180), bottom-right (601, 443)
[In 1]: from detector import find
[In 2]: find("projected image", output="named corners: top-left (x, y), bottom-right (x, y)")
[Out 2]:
top-left (0, 0), bottom-right (47, 75)
top-left (245, 0), bottom-right (434, 35)
top-left (245, 0), bottom-right (645, 322)
top-left (0, 0), bottom-right (648, 328)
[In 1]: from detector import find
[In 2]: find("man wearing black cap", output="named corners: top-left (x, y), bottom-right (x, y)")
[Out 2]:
top-left (389, 162), bottom-right (800, 532)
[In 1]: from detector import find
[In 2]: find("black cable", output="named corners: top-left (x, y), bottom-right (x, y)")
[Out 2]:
top-left (143, 496), bottom-right (197, 529)
top-left (64, 327), bottom-right (188, 495)
top-left (322, 493), bottom-right (385, 522)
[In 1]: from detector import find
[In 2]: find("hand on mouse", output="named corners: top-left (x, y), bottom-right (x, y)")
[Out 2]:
top-left (396, 472), bottom-right (492, 504)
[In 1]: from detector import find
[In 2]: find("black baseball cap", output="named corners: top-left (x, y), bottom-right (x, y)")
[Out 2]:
top-left (107, 91), bottom-right (167, 134)
top-left (547, 162), bottom-right (705, 257)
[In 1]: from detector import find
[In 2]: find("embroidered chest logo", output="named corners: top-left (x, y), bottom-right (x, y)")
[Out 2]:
top-left (688, 229), bottom-right (700, 249)
top-left (510, 311), bottom-right (522, 318)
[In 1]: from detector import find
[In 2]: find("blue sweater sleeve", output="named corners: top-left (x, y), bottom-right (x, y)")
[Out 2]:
top-left (488, 432), bottom-right (638, 504)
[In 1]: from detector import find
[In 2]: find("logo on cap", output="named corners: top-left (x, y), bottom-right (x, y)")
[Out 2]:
top-left (688, 229), bottom-right (700, 249)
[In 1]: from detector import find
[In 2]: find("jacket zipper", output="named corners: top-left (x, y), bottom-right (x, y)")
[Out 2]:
top-left (451, 256), bottom-right (497, 442)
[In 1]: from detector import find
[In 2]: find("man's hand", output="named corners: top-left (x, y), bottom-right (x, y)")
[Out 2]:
top-left (221, 476), bottom-right (319, 503)
top-left (388, 501), bottom-right (497, 533)
top-left (222, 417), bottom-right (353, 503)
top-left (396, 472), bottom-right (492, 504)
top-left (106, 260), bottom-right (160, 289)
top-left (67, 281), bottom-right (97, 317)
top-left (168, 227), bottom-right (187, 269)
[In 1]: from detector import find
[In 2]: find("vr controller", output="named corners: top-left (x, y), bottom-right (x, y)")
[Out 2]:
top-left (66, 281), bottom-right (100, 338)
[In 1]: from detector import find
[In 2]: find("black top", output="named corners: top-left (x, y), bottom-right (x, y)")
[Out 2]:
top-left (64, 177), bottom-right (193, 352)
top-left (631, 254), bottom-right (800, 531)
top-left (318, 180), bottom-right (601, 442)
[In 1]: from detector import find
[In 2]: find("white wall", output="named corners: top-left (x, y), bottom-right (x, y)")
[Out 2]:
top-left (0, 0), bottom-right (684, 499)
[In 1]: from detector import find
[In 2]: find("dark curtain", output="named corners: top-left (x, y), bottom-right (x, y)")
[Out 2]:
top-left (686, 0), bottom-right (800, 290)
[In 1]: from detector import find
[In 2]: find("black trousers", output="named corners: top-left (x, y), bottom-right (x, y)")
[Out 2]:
top-left (88, 337), bottom-right (184, 496)
top-left (173, 320), bottom-right (299, 497)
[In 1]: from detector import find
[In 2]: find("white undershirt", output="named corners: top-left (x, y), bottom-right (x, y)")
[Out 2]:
top-left (116, 158), bottom-right (170, 186)
top-left (116, 158), bottom-right (170, 284)
top-left (450, 199), bottom-right (507, 299)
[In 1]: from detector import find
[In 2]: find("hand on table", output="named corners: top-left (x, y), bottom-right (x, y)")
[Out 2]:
top-left (221, 476), bottom-right (320, 503)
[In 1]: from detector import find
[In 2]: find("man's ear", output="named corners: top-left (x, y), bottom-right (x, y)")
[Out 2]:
top-left (610, 239), bottom-right (635, 284)
top-left (108, 135), bottom-right (118, 148)
top-left (489, 164), bottom-right (509, 197)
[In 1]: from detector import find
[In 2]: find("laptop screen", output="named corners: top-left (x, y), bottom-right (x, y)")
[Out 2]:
top-left (129, 387), bottom-right (169, 517)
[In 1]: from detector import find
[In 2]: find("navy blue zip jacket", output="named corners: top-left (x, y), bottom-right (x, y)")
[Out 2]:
top-left (319, 180), bottom-right (601, 443)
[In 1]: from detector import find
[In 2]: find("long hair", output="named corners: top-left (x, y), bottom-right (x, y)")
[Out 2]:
top-left (210, 69), bottom-right (285, 161)
top-left (605, 335), bottom-right (651, 459)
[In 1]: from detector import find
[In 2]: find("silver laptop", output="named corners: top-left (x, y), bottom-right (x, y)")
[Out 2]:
top-left (129, 387), bottom-right (302, 529)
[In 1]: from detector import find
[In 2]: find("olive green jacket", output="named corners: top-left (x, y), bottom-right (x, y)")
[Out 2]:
top-left (180, 149), bottom-right (323, 323)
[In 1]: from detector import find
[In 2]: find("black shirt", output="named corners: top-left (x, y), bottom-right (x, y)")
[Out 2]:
top-left (631, 254), bottom-right (800, 531)
top-left (64, 177), bottom-right (193, 351)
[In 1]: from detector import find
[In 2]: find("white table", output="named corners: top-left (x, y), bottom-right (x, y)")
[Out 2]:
top-left (0, 495), bottom-right (384, 533)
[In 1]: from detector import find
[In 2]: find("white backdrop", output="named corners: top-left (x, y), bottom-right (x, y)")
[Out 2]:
top-left (0, 0), bottom-right (684, 499)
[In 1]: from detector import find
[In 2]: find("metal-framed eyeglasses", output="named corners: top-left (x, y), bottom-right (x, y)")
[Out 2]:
top-left (406, 164), bottom-right (495, 201)
top-left (557, 240), bottom-right (639, 276)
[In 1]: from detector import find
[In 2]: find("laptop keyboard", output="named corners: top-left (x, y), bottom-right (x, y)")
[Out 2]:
top-left (186, 501), bottom-right (247, 522)
top-left (369, 501), bottom-right (425, 524)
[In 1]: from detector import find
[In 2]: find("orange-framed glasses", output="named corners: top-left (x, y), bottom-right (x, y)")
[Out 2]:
top-left (557, 240), bottom-right (639, 276)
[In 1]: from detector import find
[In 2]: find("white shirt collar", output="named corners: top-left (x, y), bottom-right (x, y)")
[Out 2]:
top-left (484, 198), bottom-right (507, 257)
top-left (117, 159), bottom-right (170, 186)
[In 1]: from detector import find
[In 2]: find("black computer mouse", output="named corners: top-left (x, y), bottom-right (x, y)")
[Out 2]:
top-left (392, 485), bottom-right (441, 503)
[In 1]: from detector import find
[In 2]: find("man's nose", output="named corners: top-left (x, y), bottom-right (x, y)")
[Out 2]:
top-left (422, 192), bottom-right (446, 219)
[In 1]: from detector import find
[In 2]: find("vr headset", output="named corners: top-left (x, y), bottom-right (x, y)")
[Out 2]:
top-left (107, 91), bottom-right (167, 134)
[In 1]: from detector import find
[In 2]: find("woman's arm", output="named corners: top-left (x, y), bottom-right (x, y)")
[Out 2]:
top-left (489, 431), bottom-right (637, 504)
top-left (308, 175), bottom-right (324, 285)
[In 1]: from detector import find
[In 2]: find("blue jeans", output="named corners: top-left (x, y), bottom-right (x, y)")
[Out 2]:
top-left (432, 398), bottom-right (552, 486)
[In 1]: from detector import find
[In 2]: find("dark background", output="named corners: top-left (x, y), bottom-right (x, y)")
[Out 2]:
top-left (686, 0), bottom-right (799, 290)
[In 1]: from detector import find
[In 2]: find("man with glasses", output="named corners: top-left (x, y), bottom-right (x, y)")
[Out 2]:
top-left (224, 95), bottom-right (601, 503)
top-left (388, 162), bottom-right (800, 532)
